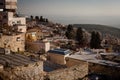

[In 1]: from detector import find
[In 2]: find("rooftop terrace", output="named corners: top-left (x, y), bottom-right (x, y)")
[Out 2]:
top-left (67, 54), bottom-right (120, 68)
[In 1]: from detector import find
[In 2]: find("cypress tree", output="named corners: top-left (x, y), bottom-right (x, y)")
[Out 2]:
top-left (65, 25), bottom-right (75, 39)
top-left (76, 27), bottom-right (84, 47)
top-left (90, 31), bottom-right (102, 49)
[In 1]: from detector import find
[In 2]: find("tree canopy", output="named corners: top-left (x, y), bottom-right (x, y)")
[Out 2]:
top-left (65, 25), bottom-right (76, 39)
top-left (76, 27), bottom-right (89, 47)
top-left (90, 31), bottom-right (102, 49)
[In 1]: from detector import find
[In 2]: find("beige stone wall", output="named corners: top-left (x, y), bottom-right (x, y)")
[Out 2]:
top-left (66, 57), bottom-right (88, 67)
top-left (0, 61), bottom-right (44, 80)
top-left (46, 64), bottom-right (88, 80)
top-left (16, 25), bottom-right (26, 33)
top-left (26, 42), bottom-right (43, 53)
top-left (48, 53), bottom-right (67, 65)
top-left (66, 57), bottom-right (120, 79)
top-left (4, 0), bottom-right (17, 10)
top-left (89, 63), bottom-right (120, 80)
top-left (0, 33), bottom-right (25, 52)
top-left (26, 41), bottom-right (50, 53)
top-left (10, 17), bottom-right (26, 26)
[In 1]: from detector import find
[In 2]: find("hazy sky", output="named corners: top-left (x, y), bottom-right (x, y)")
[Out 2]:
top-left (18, 0), bottom-right (120, 28)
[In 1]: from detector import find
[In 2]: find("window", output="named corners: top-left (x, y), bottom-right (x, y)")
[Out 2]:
top-left (19, 29), bottom-right (22, 31)
top-left (17, 21), bottom-right (21, 24)
top-left (12, 22), bottom-right (15, 25)
top-left (31, 32), bottom-right (36, 37)
top-left (17, 48), bottom-right (20, 52)
top-left (16, 37), bottom-right (20, 41)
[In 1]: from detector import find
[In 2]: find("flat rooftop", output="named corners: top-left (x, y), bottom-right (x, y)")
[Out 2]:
top-left (67, 54), bottom-right (120, 67)
top-left (48, 49), bottom-right (72, 55)
top-left (0, 54), bottom-right (39, 67)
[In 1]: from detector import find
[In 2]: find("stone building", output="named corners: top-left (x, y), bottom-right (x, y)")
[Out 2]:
top-left (26, 40), bottom-right (50, 53)
top-left (0, 11), bottom-right (26, 33)
top-left (0, 0), bottom-right (26, 33)
top-left (0, 0), bottom-right (26, 52)
top-left (66, 54), bottom-right (120, 79)
top-left (48, 49), bottom-right (71, 65)
top-left (0, 33), bottom-right (25, 52)
top-left (25, 27), bottom-right (49, 53)
top-left (0, 0), bottom-right (17, 11)
top-left (26, 27), bottom-right (43, 42)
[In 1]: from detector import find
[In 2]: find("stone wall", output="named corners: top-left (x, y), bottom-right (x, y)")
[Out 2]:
top-left (48, 53), bottom-right (66, 65)
top-left (0, 61), bottom-right (44, 80)
top-left (46, 64), bottom-right (88, 80)
top-left (0, 33), bottom-right (25, 52)
top-left (66, 57), bottom-right (88, 67)
top-left (89, 63), bottom-right (120, 80)
top-left (66, 57), bottom-right (120, 80)
top-left (0, 58), bottom-right (119, 80)
top-left (26, 41), bottom-right (50, 53)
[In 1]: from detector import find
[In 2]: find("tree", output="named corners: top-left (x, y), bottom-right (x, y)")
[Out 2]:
top-left (30, 15), bottom-right (34, 20)
top-left (35, 16), bottom-right (39, 22)
top-left (90, 31), bottom-right (102, 49)
top-left (76, 27), bottom-right (84, 46)
top-left (90, 31), bottom-right (96, 48)
top-left (45, 19), bottom-right (49, 23)
top-left (96, 32), bottom-right (102, 48)
top-left (65, 25), bottom-right (76, 39)
top-left (76, 28), bottom-right (89, 47)
top-left (39, 16), bottom-right (44, 22)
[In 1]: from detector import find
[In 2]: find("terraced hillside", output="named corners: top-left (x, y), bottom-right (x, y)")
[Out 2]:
top-left (73, 24), bottom-right (120, 38)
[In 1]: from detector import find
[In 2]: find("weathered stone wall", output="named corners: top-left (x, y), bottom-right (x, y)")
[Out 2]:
top-left (46, 63), bottom-right (88, 80)
top-left (26, 41), bottom-right (50, 53)
top-left (0, 61), bottom-right (44, 80)
top-left (89, 63), bottom-right (120, 80)
top-left (0, 58), bottom-right (119, 80)
top-left (66, 57), bottom-right (120, 80)
top-left (48, 53), bottom-right (65, 65)
top-left (0, 33), bottom-right (25, 52)
top-left (66, 57), bottom-right (87, 67)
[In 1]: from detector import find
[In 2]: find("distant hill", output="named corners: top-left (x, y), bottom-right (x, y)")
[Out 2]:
top-left (73, 24), bottom-right (120, 38)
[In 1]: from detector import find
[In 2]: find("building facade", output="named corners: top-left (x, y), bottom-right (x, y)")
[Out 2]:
top-left (26, 40), bottom-right (50, 53)
top-left (26, 27), bottom-right (43, 42)
top-left (0, 0), bottom-right (26, 33)
top-left (0, 33), bottom-right (25, 52)
top-left (0, 0), bottom-right (26, 52)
